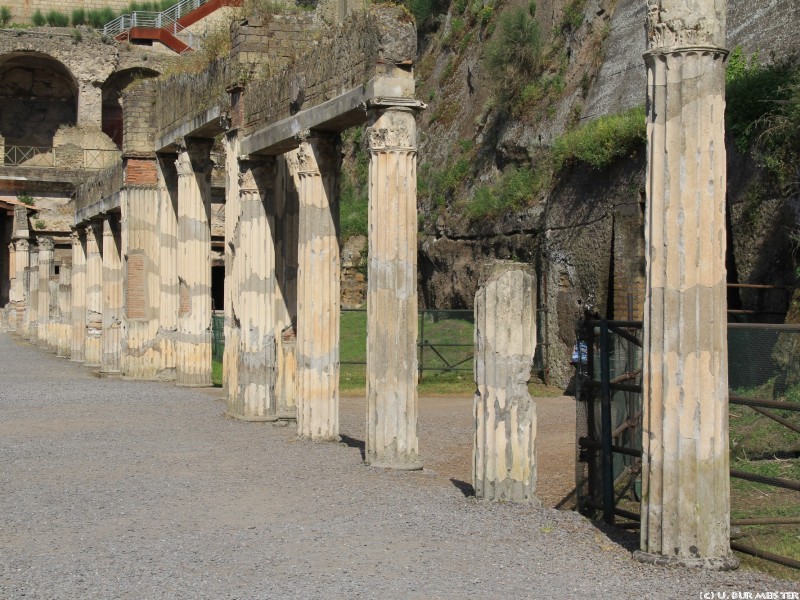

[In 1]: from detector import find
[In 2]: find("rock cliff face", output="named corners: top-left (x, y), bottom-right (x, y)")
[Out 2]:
top-left (412, 0), bottom-right (800, 386)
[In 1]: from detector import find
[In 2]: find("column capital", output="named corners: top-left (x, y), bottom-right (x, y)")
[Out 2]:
top-left (38, 237), bottom-right (54, 252)
top-left (175, 137), bottom-right (214, 177)
top-left (296, 133), bottom-right (340, 176)
top-left (646, 0), bottom-right (727, 51)
top-left (367, 106), bottom-right (417, 153)
top-left (8, 242), bottom-right (14, 252)
top-left (238, 155), bottom-right (276, 192)
top-left (16, 239), bottom-right (29, 252)
top-left (69, 230), bottom-right (81, 246)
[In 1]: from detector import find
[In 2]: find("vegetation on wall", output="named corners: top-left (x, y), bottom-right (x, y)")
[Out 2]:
top-left (485, 2), bottom-right (542, 105)
top-left (339, 126), bottom-right (369, 242)
top-left (0, 6), bottom-right (11, 26)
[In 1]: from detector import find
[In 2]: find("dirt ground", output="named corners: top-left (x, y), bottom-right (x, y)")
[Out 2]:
top-left (338, 393), bottom-right (577, 508)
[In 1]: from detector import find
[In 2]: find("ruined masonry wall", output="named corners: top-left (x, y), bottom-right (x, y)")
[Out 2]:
top-left (230, 13), bottom-right (317, 75)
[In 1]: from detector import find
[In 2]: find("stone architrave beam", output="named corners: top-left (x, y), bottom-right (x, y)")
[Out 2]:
top-left (473, 264), bottom-right (539, 503)
top-left (364, 105), bottom-right (423, 470)
top-left (296, 133), bottom-right (340, 441)
top-left (635, 0), bottom-right (738, 570)
top-left (175, 138), bottom-right (214, 387)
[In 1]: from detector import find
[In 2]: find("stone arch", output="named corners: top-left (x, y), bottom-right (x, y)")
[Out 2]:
top-left (102, 68), bottom-right (160, 150)
top-left (0, 51), bottom-right (79, 148)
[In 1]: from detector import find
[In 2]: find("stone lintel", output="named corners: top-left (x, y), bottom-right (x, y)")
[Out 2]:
top-left (76, 191), bottom-right (123, 226)
top-left (156, 106), bottom-right (224, 154)
top-left (240, 77), bottom-right (418, 157)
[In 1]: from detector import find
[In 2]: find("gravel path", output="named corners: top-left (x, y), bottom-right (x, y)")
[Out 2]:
top-left (1, 332), bottom-right (796, 599)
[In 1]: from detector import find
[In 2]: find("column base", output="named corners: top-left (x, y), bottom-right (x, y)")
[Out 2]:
top-left (224, 411), bottom-right (279, 422)
top-left (633, 550), bottom-right (740, 571)
top-left (300, 434), bottom-right (341, 443)
top-left (366, 460), bottom-right (424, 471)
top-left (98, 370), bottom-right (121, 378)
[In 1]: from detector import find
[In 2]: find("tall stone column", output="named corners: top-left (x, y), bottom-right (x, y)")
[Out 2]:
top-left (57, 264), bottom-right (71, 358)
top-left (158, 156), bottom-right (179, 379)
top-left (175, 138), bottom-right (213, 387)
top-left (365, 106), bottom-right (422, 469)
top-left (473, 265), bottom-right (538, 503)
top-left (7, 241), bottom-right (20, 331)
top-left (27, 247), bottom-right (38, 342)
top-left (226, 156), bottom-right (279, 421)
top-left (84, 222), bottom-right (103, 368)
top-left (222, 134), bottom-right (240, 401)
top-left (635, 0), bottom-right (737, 570)
top-left (296, 133), bottom-right (340, 441)
top-left (101, 215), bottom-right (123, 375)
top-left (70, 231), bottom-right (86, 362)
top-left (36, 237), bottom-right (53, 348)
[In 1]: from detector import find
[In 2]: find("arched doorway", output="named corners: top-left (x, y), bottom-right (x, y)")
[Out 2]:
top-left (0, 52), bottom-right (78, 148)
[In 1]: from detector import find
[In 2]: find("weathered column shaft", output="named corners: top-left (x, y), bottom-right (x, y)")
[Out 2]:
top-left (365, 107), bottom-right (421, 469)
top-left (226, 156), bottom-right (279, 420)
top-left (27, 248), bottom-right (38, 342)
top-left (296, 134), bottom-right (340, 441)
top-left (56, 264), bottom-right (72, 358)
top-left (123, 187), bottom-right (162, 378)
top-left (11, 239), bottom-right (28, 331)
top-left (473, 265), bottom-right (538, 503)
top-left (158, 156), bottom-right (179, 379)
top-left (101, 215), bottom-right (123, 374)
top-left (37, 237), bottom-right (53, 348)
top-left (175, 138), bottom-right (213, 387)
top-left (6, 243), bottom-right (15, 331)
top-left (275, 151), bottom-right (301, 420)
top-left (84, 223), bottom-right (103, 368)
top-left (70, 232), bottom-right (86, 362)
top-left (222, 134), bottom-right (240, 401)
top-left (636, 0), bottom-right (736, 570)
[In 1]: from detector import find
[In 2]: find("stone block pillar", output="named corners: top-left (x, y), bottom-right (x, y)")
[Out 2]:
top-left (226, 156), bottom-right (279, 421)
top-left (635, 0), bottom-right (737, 570)
top-left (296, 133), bottom-right (340, 441)
top-left (365, 106), bottom-right (422, 469)
top-left (27, 248), bottom-right (38, 342)
top-left (37, 237), bottom-right (53, 348)
top-left (101, 215), bottom-right (123, 375)
top-left (158, 155), bottom-right (179, 379)
top-left (85, 222), bottom-right (103, 368)
top-left (70, 231), bottom-right (86, 363)
top-left (57, 264), bottom-right (71, 358)
top-left (473, 264), bottom-right (538, 503)
top-left (175, 138), bottom-right (213, 387)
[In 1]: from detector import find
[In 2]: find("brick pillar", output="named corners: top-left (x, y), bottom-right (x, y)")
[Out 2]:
top-left (85, 222), bottom-right (103, 368)
top-left (175, 138), bottom-right (213, 387)
top-left (473, 264), bottom-right (539, 503)
top-left (226, 156), bottom-right (279, 420)
top-left (70, 230), bottom-right (86, 363)
top-left (101, 215), bottom-right (123, 375)
top-left (365, 106), bottom-right (422, 469)
top-left (36, 237), bottom-right (53, 348)
top-left (635, 0), bottom-right (737, 570)
top-left (296, 133), bottom-right (340, 441)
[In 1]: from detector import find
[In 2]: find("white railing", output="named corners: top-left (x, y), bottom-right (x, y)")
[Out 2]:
top-left (2, 146), bottom-right (121, 170)
top-left (103, 0), bottom-right (211, 48)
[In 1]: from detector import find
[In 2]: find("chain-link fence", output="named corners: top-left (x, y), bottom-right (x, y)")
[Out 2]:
top-left (575, 319), bottom-right (800, 571)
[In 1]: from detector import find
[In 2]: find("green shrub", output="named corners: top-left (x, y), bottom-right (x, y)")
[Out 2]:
top-left (551, 105), bottom-right (646, 170)
top-left (466, 166), bottom-right (545, 220)
top-left (404, 0), bottom-right (448, 31)
top-left (71, 8), bottom-right (86, 25)
top-left (87, 8), bottom-right (115, 28)
top-left (754, 68), bottom-right (800, 194)
top-left (485, 2), bottom-right (542, 100)
top-left (46, 10), bottom-right (70, 27)
top-left (32, 9), bottom-right (45, 26)
top-left (17, 193), bottom-right (34, 206)
top-left (561, 0), bottom-right (586, 31)
top-left (0, 6), bottom-right (11, 26)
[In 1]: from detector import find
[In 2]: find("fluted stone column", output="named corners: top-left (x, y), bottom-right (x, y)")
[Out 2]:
top-left (635, 0), bottom-right (737, 570)
top-left (27, 247), bottom-right (38, 342)
top-left (85, 222), bottom-right (103, 368)
top-left (296, 133), bottom-right (340, 440)
top-left (473, 264), bottom-right (538, 503)
top-left (158, 156), bottom-right (179, 379)
top-left (12, 239), bottom-right (28, 321)
top-left (70, 231), bottom-right (86, 363)
top-left (175, 138), bottom-right (213, 387)
top-left (6, 243), bottom-right (15, 331)
top-left (222, 134), bottom-right (240, 401)
top-left (101, 215), bottom-right (123, 375)
top-left (37, 237), bottom-right (53, 348)
top-left (365, 106), bottom-right (422, 469)
top-left (57, 264), bottom-right (71, 357)
top-left (226, 156), bottom-right (279, 421)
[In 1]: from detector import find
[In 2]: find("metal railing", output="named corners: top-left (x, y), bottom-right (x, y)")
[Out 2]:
top-left (103, 0), bottom-right (213, 48)
top-left (3, 146), bottom-right (121, 170)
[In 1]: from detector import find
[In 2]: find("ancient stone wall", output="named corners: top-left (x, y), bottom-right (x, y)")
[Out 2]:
top-left (75, 162), bottom-right (124, 212)
top-left (122, 79), bottom-right (158, 158)
top-left (230, 13), bottom-right (318, 76)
